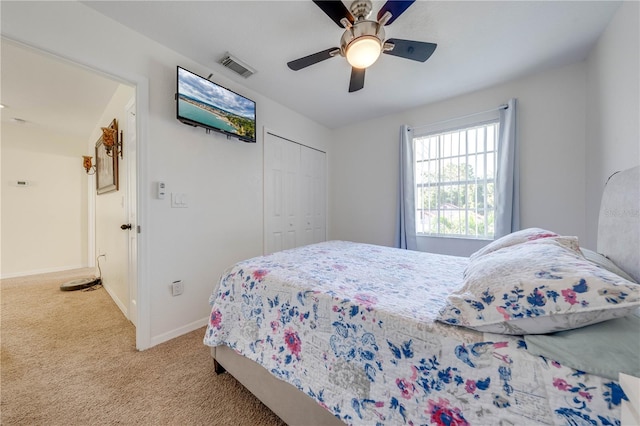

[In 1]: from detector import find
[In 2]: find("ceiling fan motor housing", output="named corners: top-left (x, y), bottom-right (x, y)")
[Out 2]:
top-left (350, 0), bottom-right (373, 20)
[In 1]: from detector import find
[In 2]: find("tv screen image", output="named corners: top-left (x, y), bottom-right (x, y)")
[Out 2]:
top-left (177, 66), bottom-right (256, 143)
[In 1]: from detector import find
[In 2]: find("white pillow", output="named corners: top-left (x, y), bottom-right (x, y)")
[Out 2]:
top-left (580, 247), bottom-right (637, 283)
top-left (437, 236), bottom-right (640, 334)
top-left (469, 227), bottom-right (560, 261)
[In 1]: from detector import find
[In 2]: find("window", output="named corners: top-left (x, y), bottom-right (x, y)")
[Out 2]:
top-left (414, 120), bottom-right (499, 239)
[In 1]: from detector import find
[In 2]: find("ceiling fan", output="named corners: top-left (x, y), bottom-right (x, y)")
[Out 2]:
top-left (287, 0), bottom-right (437, 93)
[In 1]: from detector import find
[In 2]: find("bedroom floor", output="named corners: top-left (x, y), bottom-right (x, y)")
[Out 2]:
top-left (0, 269), bottom-right (286, 425)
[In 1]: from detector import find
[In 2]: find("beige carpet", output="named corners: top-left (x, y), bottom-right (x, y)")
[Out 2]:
top-left (0, 268), bottom-right (286, 425)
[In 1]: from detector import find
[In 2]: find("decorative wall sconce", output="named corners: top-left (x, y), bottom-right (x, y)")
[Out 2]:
top-left (83, 155), bottom-right (96, 175)
top-left (83, 118), bottom-right (122, 176)
top-left (101, 118), bottom-right (123, 158)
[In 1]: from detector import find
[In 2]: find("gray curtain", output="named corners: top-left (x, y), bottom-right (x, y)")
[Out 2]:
top-left (394, 125), bottom-right (417, 250)
top-left (495, 98), bottom-right (520, 237)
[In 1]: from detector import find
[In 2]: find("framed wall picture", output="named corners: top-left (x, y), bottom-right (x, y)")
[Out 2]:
top-left (95, 119), bottom-right (119, 194)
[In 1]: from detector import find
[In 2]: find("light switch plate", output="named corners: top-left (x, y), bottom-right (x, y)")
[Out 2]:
top-left (171, 192), bottom-right (188, 208)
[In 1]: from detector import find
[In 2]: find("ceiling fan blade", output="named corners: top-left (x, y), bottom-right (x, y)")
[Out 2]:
top-left (349, 67), bottom-right (365, 93)
top-left (287, 48), bottom-right (340, 71)
top-left (384, 39), bottom-right (437, 62)
top-left (312, 0), bottom-right (354, 28)
top-left (377, 0), bottom-right (415, 25)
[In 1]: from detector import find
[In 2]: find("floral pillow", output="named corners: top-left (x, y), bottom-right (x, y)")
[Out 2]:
top-left (469, 227), bottom-right (559, 261)
top-left (437, 236), bottom-right (640, 334)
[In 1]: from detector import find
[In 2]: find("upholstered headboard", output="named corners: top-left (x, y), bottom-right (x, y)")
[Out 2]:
top-left (597, 165), bottom-right (640, 283)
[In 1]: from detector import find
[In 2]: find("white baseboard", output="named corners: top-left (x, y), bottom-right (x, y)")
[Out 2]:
top-left (149, 316), bottom-right (209, 348)
top-left (102, 281), bottom-right (128, 319)
top-left (1, 264), bottom-right (88, 279)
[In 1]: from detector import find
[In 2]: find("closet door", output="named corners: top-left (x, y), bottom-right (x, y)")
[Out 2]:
top-left (264, 132), bottom-right (301, 254)
top-left (264, 131), bottom-right (326, 255)
top-left (300, 146), bottom-right (326, 246)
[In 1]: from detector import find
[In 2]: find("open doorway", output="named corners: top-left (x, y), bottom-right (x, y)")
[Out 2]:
top-left (1, 39), bottom-right (138, 332)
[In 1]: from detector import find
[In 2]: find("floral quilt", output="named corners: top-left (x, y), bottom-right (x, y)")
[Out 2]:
top-left (203, 241), bottom-right (626, 425)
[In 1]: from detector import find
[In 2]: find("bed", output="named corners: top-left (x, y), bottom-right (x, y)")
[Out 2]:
top-left (204, 165), bottom-right (639, 426)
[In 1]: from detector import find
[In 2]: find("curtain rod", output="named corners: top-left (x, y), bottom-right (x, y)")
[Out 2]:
top-left (408, 104), bottom-right (508, 132)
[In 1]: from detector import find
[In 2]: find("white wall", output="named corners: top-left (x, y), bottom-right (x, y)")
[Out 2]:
top-left (1, 86), bottom-right (94, 277)
top-left (91, 84), bottom-right (135, 315)
top-left (330, 2), bottom-right (638, 256)
top-left (3, 1), bottom-right (635, 347)
top-left (1, 141), bottom-right (88, 277)
top-left (330, 62), bottom-right (588, 256)
top-left (0, 1), bottom-right (332, 348)
top-left (585, 1), bottom-right (640, 249)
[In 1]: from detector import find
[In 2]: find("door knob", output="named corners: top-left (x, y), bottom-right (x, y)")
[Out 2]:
top-left (120, 224), bottom-right (132, 230)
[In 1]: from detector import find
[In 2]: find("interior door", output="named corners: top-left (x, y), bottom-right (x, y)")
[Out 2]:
top-left (300, 146), bottom-right (326, 246)
top-left (264, 130), bottom-right (326, 255)
top-left (311, 148), bottom-right (327, 244)
top-left (264, 131), bottom-right (300, 254)
top-left (125, 98), bottom-right (138, 326)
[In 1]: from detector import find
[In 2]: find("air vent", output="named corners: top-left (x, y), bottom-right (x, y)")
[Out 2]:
top-left (219, 52), bottom-right (256, 78)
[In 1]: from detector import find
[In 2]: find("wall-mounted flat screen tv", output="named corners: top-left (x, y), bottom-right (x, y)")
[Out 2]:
top-left (176, 66), bottom-right (256, 143)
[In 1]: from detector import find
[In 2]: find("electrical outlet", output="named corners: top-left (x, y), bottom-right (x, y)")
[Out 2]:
top-left (171, 280), bottom-right (184, 296)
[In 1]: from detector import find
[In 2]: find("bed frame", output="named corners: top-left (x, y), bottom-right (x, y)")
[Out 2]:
top-left (211, 165), bottom-right (639, 425)
top-left (597, 166), bottom-right (640, 283)
top-left (212, 346), bottom-right (342, 425)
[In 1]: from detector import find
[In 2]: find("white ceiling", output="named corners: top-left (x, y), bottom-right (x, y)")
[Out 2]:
top-left (1, 0), bottom-right (621, 148)
top-left (1, 40), bottom-right (122, 156)
top-left (82, 0), bottom-right (621, 128)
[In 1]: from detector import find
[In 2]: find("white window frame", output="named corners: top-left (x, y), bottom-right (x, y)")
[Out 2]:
top-left (413, 112), bottom-right (500, 240)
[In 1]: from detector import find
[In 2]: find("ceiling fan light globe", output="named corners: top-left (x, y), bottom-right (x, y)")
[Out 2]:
top-left (346, 36), bottom-right (382, 69)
